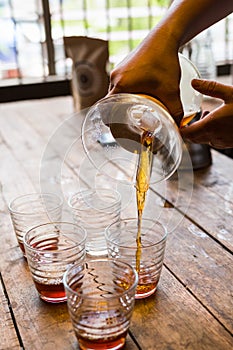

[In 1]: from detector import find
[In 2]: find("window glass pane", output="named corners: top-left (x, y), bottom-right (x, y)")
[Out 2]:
top-left (0, 0), bottom-right (45, 82)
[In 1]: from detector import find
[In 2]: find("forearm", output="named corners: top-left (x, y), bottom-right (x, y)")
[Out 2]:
top-left (109, 0), bottom-right (233, 123)
top-left (146, 0), bottom-right (233, 51)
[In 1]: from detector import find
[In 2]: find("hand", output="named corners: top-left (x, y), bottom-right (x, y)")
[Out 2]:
top-left (108, 27), bottom-right (184, 126)
top-left (180, 79), bottom-right (233, 149)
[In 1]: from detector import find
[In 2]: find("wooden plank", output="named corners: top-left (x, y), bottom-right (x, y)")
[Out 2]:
top-left (0, 107), bottom-right (54, 192)
top-left (0, 276), bottom-right (20, 350)
top-left (152, 162), bottom-right (233, 252)
top-left (165, 214), bottom-right (233, 333)
top-left (0, 135), bottom-right (39, 319)
top-left (0, 96), bottom-right (74, 122)
top-left (194, 150), bottom-right (233, 203)
top-left (0, 98), bottom-right (83, 210)
top-left (0, 139), bottom-right (35, 203)
top-left (130, 268), bottom-right (233, 350)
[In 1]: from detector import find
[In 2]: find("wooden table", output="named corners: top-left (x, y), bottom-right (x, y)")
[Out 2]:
top-left (0, 96), bottom-right (232, 350)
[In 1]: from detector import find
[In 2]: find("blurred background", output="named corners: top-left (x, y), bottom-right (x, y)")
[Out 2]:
top-left (0, 0), bottom-right (232, 102)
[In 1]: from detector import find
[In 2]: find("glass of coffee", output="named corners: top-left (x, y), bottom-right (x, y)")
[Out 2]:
top-left (63, 258), bottom-right (138, 350)
top-left (24, 221), bottom-right (86, 303)
top-left (105, 218), bottom-right (167, 299)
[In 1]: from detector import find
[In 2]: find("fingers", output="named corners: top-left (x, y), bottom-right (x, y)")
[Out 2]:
top-left (180, 118), bottom-right (209, 145)
top-left (192, 79), bottom-right (233, 102)
top-left (180, 112), bottom-right (228, 148)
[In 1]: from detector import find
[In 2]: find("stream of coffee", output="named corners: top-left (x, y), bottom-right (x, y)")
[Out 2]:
top-left (135, 113), bottom-right (191, 272)
top-left (135, 130), bottom-right (154, 272)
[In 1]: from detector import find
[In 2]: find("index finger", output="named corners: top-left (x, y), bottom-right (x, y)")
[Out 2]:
top-left (192, 79), bottom-right (233, 102)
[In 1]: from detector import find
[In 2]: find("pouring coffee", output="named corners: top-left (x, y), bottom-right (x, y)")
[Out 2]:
top-left (82, 53), bottom-right (203, 278)
top-left (82, 53), bottom-right (202, 185)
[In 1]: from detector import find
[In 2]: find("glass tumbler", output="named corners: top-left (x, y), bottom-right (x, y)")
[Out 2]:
top-left (63, 258), bottom-right (138, 350)
top-left (105, 218), bottom-right (167, 299)
top-left (68, 188), bottom-right (121, 257)
top-left (8, 193), bottom-right (63, 255)
top-left (24, 222), bottom-right (86, 303)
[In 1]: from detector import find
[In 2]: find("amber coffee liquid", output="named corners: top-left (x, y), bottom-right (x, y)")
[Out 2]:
top-left (180, 113), bottom-right (196, 127)
top-left (74, 310), bottom-right (128, 350)
top-left (31, 240), bottom-right (66, 302)
top-left (77, 329), bottom-right (127, 350)
top-left (34, 280), bottom-right (66, 302)
top-left (135, 130), bottom-right (154, 274)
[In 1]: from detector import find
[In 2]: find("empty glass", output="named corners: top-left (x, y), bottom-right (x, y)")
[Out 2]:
top-left (68, 188), bottom-right (121, 257)
top-left (63, 258), bottom-right (138, 350)
top-left (8, 193), bottom-right (63, 255)
top-left (24, 222), bottom-right (86, 303)
top-left (105, 218), bottom-right (167, 299)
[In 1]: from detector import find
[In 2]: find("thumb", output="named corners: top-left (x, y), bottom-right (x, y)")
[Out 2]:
top-left (180, 118), bottom-right (208, 145)
top-left (191, 79), bottom-right (232, 102)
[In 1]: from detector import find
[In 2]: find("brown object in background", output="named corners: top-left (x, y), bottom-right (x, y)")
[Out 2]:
top-left (64, 36), bottom-right (109, 111)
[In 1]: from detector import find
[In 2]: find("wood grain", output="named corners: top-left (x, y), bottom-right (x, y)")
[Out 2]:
top-left (0, 96), bottom-right (232, 350)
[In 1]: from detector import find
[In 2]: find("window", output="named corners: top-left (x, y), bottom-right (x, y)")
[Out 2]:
top-left (0, 0), bottom-right (232, 100)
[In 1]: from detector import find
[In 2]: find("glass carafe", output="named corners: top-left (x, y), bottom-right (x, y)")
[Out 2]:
top-left (81, 53), bottom-right (202, 185)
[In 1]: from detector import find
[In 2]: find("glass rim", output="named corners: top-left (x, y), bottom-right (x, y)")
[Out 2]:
top-left (68, 188), bottom-right (121, 212)
top-left (8, 192), bottom-right (63, 215)
top-left (87, 92), bottom-right (176, 127)
top-left (23, 221), bottom-right (87, 253)
top-left (63, 258), bottom-right (138, 299)
top-left (105, 217), bottom-right (168, 248)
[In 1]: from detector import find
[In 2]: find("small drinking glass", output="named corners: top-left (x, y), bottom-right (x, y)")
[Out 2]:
top-left (8, 193), bottom-right (63, 255)
top-left (63, 258), bottom-right (138, 350)
top-left (105, 218), bottom-right (167, 299)
top-left (24, 222), bottom-right (86, 303)
top-left (68, 188), bottom-right (121, 257)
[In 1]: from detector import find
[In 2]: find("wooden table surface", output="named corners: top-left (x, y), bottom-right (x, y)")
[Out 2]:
top-left (0, 96), bottom-right (232, 350)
